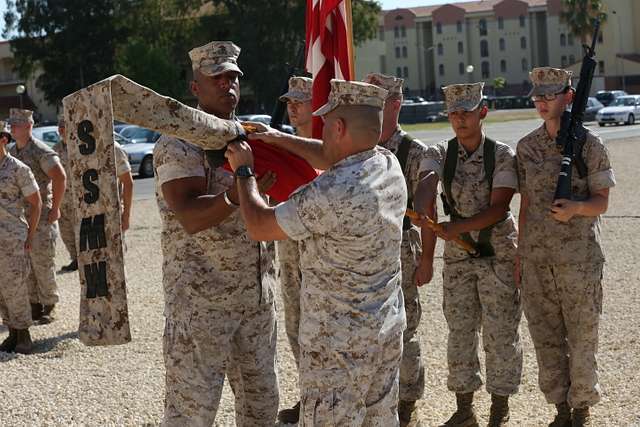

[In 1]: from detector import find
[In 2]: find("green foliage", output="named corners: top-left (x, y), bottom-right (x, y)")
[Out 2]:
top-left (3, 0), bottom-right (382, 109)
top-left (560, 0), bottom-right (607, 43)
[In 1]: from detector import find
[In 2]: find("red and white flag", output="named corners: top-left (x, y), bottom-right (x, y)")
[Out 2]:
top-left (306, 0), bottom-right (355, 138)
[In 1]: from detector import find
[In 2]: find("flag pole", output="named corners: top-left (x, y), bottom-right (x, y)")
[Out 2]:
top-left (344, 0), bottom-right (356, 79)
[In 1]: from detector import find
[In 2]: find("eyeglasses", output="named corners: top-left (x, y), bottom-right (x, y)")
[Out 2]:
top-left (531, 91), bottom-right (567, 103)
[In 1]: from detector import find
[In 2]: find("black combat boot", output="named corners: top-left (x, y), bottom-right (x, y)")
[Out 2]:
top-left (441, 392), bottom-right (479, 427)
top-left (0, 329), bottom-right (17, 352)
top-left (399, 399), bottom-right (422, 426)
top-left (38, 304), bottom-right (56, 324)
top-left (488, 394), bottom-right (510, 426)
top-left (13, 329), bottom-right (33, 354)
top-left (572, 407), bottom-right (591, 427)
top-left (277, 401), bottom-right (300, 424)
top-left (31, 303), bottom-right (43, 321)
top-left (549, 402), bottom-right (572, 427)
top-left (60, 259), bottom-right (78, 273)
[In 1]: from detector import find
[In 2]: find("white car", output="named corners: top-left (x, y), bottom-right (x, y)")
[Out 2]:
top-left (596, 95), bottom-right (640, 126)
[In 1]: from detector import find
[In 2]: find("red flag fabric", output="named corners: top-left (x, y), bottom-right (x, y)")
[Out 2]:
top-left (223, 139), bottom-right (319, 202)
top-left (306, 0), bottom-right (355, 138)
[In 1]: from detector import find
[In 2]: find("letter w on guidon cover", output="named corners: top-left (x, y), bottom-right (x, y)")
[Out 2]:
top-left (63, 75), bottom-right (242, 346)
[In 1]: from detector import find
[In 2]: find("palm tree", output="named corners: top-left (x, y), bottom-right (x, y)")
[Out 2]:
top-left (560, 0), bottom-right (607, 44)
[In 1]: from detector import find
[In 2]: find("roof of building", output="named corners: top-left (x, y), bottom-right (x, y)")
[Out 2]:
top-left (387, 0), bottom-right (548, 18)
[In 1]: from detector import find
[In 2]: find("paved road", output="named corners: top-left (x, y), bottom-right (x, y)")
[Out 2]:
top-left (133, 119), bottom-right (640, 200)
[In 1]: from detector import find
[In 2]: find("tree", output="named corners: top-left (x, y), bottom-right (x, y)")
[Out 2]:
top-left (560, 0), bottom-right (607, 44)
top-left (3, 0), bottom-right (135, 105)
top-left (493, 76), bottom-right (506, 96)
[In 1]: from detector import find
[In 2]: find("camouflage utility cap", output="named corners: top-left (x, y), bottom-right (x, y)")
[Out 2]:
top-left (8, 108), bottom-right (34, 125)
top-left (0, 120), bottom-right (10, 134)
top-left (528, 67), bottom-right (572, 97)
top-left (313, 80), bottom-right (388, 116)
top-left (442, 82), bottom-right (485, 113)
top-left (280, 76), bottom-right (312, 102)
top-left (364, 73), bottom-right (404, 97)
top-left (189, 41), bottom-right (243, 77)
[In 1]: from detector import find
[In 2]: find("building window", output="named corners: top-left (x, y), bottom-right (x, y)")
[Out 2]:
top-left (598, 60), bottom-right (605, 74)
top-left (480, 40), bottom-right (489, 57)
top-left (560, 34), bottom-right (566, 46)
top-left (438, 43), bottom-right (444, 56)
top-left (397, 67), bottom-right (402, 78)
top-left (458, 41), bottom-right (464, 54)
top-left (569, 55), bottom-right (575, 65)
top-left (481, 61), bottom-right (490, 78)
top-left (459, 62), bottom-right (465, 75)
top-left (395, 47), bottom-right (401, 58)
top-left (394, 26), bottom-right (399, 38)
top-left (379, 26), bottom-right (385, 41)
top-left (403, 66), bottom-right (409, 78)
top-left (436, 22), bottom-right (442, 34)
top-left (479, 19), bottom-right (487, 36)
top-left (401, 25), bottom-right (406, 38)
top-left (521, 37), bottom-right (527, 49)
top-left (522, 58), bottom-right (528, 71)
top-left (380, 55), bottom-right (386, 74)
top-left (402, 46), bottom-right (408, 58)
top-left (498, 17), bottom-right (504, 30)
top-left (457, 20), bottom-right (463, 33)
top-left (500, 59), bottom-right (507, 73)
top-left (568, 34), bottom-right (574, 46)
top-left (561, 55), bottom-right (567, 67)
top-left (499, 38), bottom-right (505, 51)
top-left (519, 15), bottom-right (526, 27)
top-left (598, 32), bottom-right (603, 43)
top-left (439, 64), bottom-right (445, 76)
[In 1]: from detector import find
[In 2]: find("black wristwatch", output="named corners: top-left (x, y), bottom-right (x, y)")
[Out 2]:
top-left (234, 165), bottom-right (255, 179)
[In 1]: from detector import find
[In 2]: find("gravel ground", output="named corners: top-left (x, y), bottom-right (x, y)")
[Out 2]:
top-left (1, 137), bottom-right (639, 426)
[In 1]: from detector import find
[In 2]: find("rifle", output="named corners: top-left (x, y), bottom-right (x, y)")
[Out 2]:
top-left (270, 44), bottom-right (306, 131)
top-left (405, 209), bottom-right (479, 257)
top-left (554, 19), bottom-right (601, 200)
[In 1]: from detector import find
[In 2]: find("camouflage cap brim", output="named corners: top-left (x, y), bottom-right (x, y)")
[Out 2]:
top-left (279, 91), bottom-right (312, 103)
top-left (446, 98), bottom-right (482, 113)
top-left (527, 83), bottom-right (568, 97)
top-left (198, 61), bottom-right (243, 77)
top-left (312, 99), bottom-right (339, 116)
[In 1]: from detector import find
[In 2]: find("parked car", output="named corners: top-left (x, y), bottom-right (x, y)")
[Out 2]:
top-left (596, 95), bottom-right (640, 126)
top-left (115, 125), bottom-right (161, 144)
top-left (569, 97), bottom-right (603, 122)
top-left (595, 90), bottom-right (628, 107)
top-left (32, 126), bottom-right (60, 147)
top-left (118, 134), bottom-right (155, 177)
top-left (237, 114), bottom-right (295, 134)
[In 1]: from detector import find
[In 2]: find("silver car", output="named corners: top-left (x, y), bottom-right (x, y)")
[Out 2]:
top-left (118, 135), bottom-right (155, 177)
top-left (31, 126), bottom-right (61, 147)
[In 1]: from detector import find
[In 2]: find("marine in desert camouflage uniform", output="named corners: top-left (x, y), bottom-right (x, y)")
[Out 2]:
top-left (0, 121), bottom-right (41, 354)
top-left (227, 79), bottom-right (407, 426)
top-left (517, 67), bottom-right (615, 427)
top-left (414, 82), bottom-right (522, 427)
top-left (153, 41), bottom-right (279, 426)
top-left (8, 108), bottom-right (66, 325)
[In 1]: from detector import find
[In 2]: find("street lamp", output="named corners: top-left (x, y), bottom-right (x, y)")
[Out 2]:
top-left (16, 84), bottom-right (25, 109)
top-left (612, 10), bottom-right (626, 92)
top-left (466, 65), bottom-right (474, 83)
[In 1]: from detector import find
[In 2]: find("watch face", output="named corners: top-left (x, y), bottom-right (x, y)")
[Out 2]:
top-left (236, 165), bottom-right (254, 177)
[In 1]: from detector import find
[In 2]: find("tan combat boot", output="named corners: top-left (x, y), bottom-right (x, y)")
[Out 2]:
top-left (39, 304), bottom-right (56, 324)
top-left (549, 402), bottom-right (572, 427)
top-left (572, 407), bottom-right (591, 427)
top-left (14, 329), bottom-right (33, 354)
top-left (488, 394), bottom-right (510, 426)
top-left (398, 400), bottom-right (422, 426)
top-left (0, 329), bottom-right (17, 352)
top-left (440, 393), bottom-right (479, 427)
